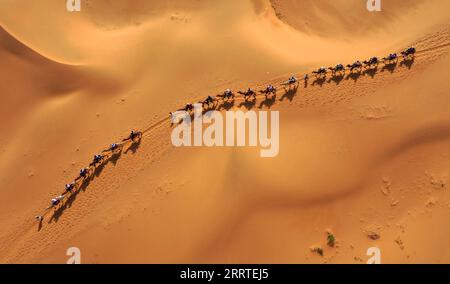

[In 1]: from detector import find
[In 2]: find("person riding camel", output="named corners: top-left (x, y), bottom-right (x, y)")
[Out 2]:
top-left (260, 85), bottom-right (276, 98)
top-left (103, 143), bottom-right (121, 154)
top-left (347, 61), bottom-right (363, 72)
top-left (183, 103), bottom-right (194, 113)
top-left (328, 64), bottom-right (345, 76)
top-left (52, 198), bottom-right (60, 206)
top-left (246, 88), bottom-right (256, 100)
top-left (312, 67), bottom-right (327, 77)
top-left (75, 168), bottom-right (91, 182)
top-left (48, 195), bottom-right (64, 209)
top-left (401, 47), bottom-right (416, 58)
top-left (89, 154), bottom-right (105, 168)
top-left (288, 76), bottom-right (298, 84)
top-left (65, 182), bottom-right (76, 193)
top-left (220, 89), bottom-right (234, 101)
top-left (383, 53), bottom-right (398, 64)
top-left (123, 130), bottom-right (143, 143)
top-left (238, 88), bottom-right (256, 101)
top-left (283, 76), bottom-right (298, 87)
top-left (363, 57), bottom-right (379, 68)
top-left (202, 96), bottom-right (216, 109)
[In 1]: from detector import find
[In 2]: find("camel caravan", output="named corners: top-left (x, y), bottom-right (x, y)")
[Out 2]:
top-left (37, 47), bottom-right (416, 221)
top-left (35, 130), bottom-right (143, 221)
top-left (169, 47), bottom-right (416, 121)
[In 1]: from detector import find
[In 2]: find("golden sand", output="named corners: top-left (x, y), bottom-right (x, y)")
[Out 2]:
top-left (0, 0), bottom-right (449, 263)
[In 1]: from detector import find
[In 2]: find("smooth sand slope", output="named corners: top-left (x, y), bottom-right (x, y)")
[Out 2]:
top-left (0, 0), bottom-right (450, 263)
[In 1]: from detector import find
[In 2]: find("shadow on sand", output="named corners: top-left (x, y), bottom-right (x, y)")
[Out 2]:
top-left (346, 71), bottom-right (362, 82)
top-left (362, 67), bottom-right (378, 78)
top-left (258, 95), bottom-right (276, 109)
top-left (312, 76), bottom-right (326, 87)
top-left (125, 139), bottom-right (142, 154)
top-left (279, 85), bottom-right (299, 102)
top-left (37, 218), bottom-right (43, 231)
top-left (217, 100), bottom-right (235, 111)
top-left (47, 147), bottom-right (133, 223)
top-left (400, 57), bottom-right (415, 69)
top-left (42, 54), bottom-right (419, 228)
top-left (238, 99), bottom-right (256, 110)
top-left (328, 74), bottom-right (344, 85)
top-left (381, 61), bottom-right (398, 73)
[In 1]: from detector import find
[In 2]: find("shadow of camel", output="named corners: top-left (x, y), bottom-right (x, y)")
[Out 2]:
top-left (362, 67), bottom-right (378, 78)
top-left (48, 175), bottom-right (93, 223)
top-left (107, 151), bottom-right (122, 166)
top-left (382, 62), bottom-right (398, 73)
top-left (400, 57), bottom-right (415, 69)
top-left (279, 85), bottom-right (299, 102)
top-left (238, 99), bottom-right (256, 110)
top-left (91, 152), bottom-right (123, 179)
top-left (346, 71), bottom-right (361, 82)
top-left (328, 74), bottom-right (344, 85)
top-left (93, 162), bottom-right (106, 178)
top-left (258, 95), bottom-right (276, 109)
top-left (125, 139), bottom-right (142, 154)
top-left (217, 100), bottom-right (235, 111)
top-left (47, 149), bottom-right (126, 224)
top-left (312, 76), bottom-right (326, 87)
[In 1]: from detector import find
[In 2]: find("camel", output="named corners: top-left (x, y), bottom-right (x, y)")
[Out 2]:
top-left (102, 143), bottom-right (123, 154)
top-left (217, 89), bottom-right (235, 101)
top-left (346, 61), bottom-right (363, 72)
top-left (312, 67), bottom-right (327, 78)
top-left (383, 53), bottom-right (398, 64)
top-left (328, 64), bottom-right (345, 76)
top-left (75, 168), bottom-right (92, 182)
top-left (238, 88), bottom-right (257, 101)
top-left (401, 47), bottom-right (416, 59)
top-left (259, 85), bottom-right (277, 99)
top-left (363, 57), bottom-right (379, 68)
top-left (201, 96), bottom-right (216, 110)
top-left (282, 76), bottom-right (298, 88)
top-left (89, 154), bottom-right (106, 168)
top-left (123, 130), bottom-right (143, 143)
top-left (65, 182), bottom-right (77, 193)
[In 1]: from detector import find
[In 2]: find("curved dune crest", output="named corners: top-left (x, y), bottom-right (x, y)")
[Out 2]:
top-left (0, 26), bottom-right (83, 133)
top-left (0, 26), bottom-right (81, 67)
top-left (0, 26), bottom-right (124, 133)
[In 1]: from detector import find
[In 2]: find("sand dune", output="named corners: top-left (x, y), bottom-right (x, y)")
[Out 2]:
top-left (0, 0), bottom-right (450, 263)
top-left (0, 27), bottom-right (123, 132)
top-left (270, 0), bottom-right (445, 38)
